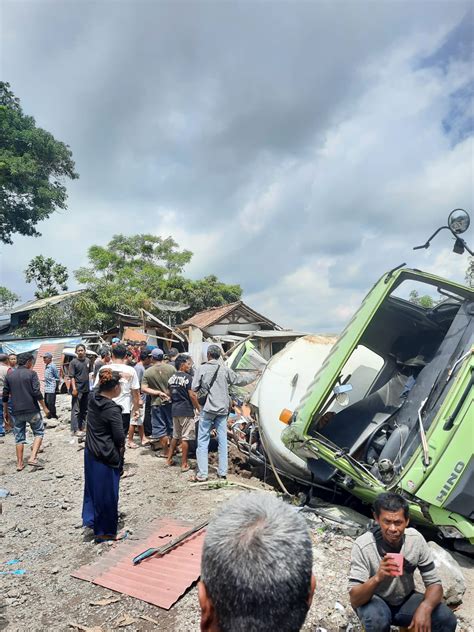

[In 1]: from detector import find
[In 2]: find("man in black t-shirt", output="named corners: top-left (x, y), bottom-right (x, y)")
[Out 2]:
top-left (69, 344), bottom-right (91, 435)
top-left (166, 354), bottom-right (200, 472)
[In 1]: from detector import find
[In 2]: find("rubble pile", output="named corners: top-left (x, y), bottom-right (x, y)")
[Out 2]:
top-left (0, 395), bottom-right (473, 631)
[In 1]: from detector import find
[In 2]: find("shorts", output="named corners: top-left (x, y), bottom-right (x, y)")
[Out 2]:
top-left (13, 412), bottom-right (44, 445)
top-left (151, 404), bottom-right (173, 439)
top-left (130, 415), bottom-right (144, 426)
top-left (172, 416), bottom-right (196, 441)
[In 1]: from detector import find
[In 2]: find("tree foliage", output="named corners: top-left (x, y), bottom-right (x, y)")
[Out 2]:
top-left (466, 257), bottom-right (474, 288)
top-left (25, 255), bottom-right (69, 299)
top-left (0, 286), bottom-right (20, 312)
top-left (408, 289), bottom-right (436, 309)
top-left (74, 234), bottom-right (241, 329)
top-left (0, 81), bottom-right (79, 244)
top-left (14, 296), bottom-right (93, 337)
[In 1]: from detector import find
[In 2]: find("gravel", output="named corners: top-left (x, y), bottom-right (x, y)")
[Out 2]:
top-left (0, 394), bottom-right (472, 631)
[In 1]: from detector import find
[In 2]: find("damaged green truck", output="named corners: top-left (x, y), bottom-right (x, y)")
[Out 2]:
top-left (281, 216), bottom-right (473, 546)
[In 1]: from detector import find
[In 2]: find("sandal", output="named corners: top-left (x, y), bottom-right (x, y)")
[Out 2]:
top-left (127, 443), bottom-right (138, 449)
top-left (190, 475), bottom-right (208, 483)
top-left (94, 530), bottom-right (129, 543)
top-left (27, 461), bottom-right (44, 470)
top-left (181, 465), bottom-right (191, 473)
top-left (16, 464), bottom-right (25, 472)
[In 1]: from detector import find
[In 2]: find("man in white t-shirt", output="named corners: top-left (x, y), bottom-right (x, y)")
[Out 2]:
top-left (94, 343), bottom-right (140, 440)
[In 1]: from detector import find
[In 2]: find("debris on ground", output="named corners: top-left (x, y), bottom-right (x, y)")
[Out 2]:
top-left (0, 394), bottom-right (473, 631)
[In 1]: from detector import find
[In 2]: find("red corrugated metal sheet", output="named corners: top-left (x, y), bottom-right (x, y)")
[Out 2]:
top-left (33, 343), bottom-right (64, 388)
top-left (72, 518), bottom-right (205, 609)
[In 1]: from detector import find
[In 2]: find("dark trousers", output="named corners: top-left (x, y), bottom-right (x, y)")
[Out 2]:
top-left (356, 593), bottom-right (457, 632)
top-left (143, 395), bottom-right (152, 436)
top-left (71, 391), bottom-right (89, 433)
top-left (121, 413), bottom-right (131, 435)
top-left (82, 447), bottom-right (120, 537)
top-left (44, 393), bottom-right (57, 418)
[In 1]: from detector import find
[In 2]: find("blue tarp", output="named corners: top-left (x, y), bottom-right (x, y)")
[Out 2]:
top-left (0, 336), bottom-right (82, 355)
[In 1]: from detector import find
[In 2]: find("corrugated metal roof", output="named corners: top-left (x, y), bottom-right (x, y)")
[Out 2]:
top-left (181, 301), bottom-right (280, 331)
top-left (10, 290), bottom-right (83, 314)
top-left (72, 518), bottom-right (205, 610)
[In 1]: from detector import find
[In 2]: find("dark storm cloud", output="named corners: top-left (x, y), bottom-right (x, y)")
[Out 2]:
top-left (1, 1), bottom-right (473, 329)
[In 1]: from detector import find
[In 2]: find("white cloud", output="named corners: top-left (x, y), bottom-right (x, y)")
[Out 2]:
top-left (1, 3), bottom-right (472, 332)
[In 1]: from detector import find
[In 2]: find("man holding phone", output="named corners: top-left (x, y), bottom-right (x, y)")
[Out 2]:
top-left (348, 492), bottom-right (457, 632)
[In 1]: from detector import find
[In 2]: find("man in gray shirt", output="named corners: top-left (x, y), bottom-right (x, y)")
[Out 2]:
top-left (348, 492), bottom-right (457, 631)
top-left (191, 345), bottom-right (258, 482)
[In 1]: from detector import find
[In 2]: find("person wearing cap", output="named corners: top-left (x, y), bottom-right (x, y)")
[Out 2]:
top-left (141, 348), bottom-right (176, 453)
top-left (43, 352), bottom-right (59, 419)
top-left (191, 345), bottom-right (259, 482)
top-left (111, 337), bottom-right (121, 349)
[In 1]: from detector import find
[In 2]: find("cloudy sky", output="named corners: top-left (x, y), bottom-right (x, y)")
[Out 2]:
top-left (1, 0), bottom-right (473, 331)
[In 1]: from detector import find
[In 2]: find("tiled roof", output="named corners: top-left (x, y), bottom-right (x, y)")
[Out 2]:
top-left (72, 517), bottom-right (205, 610)
top-left (180, 301), bottom-right (279, 331)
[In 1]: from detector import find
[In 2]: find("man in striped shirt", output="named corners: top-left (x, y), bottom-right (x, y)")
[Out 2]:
top-left (348, 492), bottom-right (457, 632)
top-left (43, 352), bottom-right (59, 419)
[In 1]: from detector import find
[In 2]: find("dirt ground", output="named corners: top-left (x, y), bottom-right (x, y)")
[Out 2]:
top-left (1, 395), bottom-right (473, 632)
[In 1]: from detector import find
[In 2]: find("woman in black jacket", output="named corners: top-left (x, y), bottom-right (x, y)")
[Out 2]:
top-left (82, 368), bottom-right (125, 541)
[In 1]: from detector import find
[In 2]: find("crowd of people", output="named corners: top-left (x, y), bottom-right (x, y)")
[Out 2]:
top-left (0, 341), bottom-right (459, 632)
top-left (1, 339), bottom-right (257, 532)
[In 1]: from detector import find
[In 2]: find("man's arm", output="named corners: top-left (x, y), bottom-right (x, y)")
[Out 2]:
top-left (408, 584), bottom-right (443, 632)
top-left (408, 535), bottom-right (444, 631)
top-left (140, 384), bottom-right (168, 398)
top-left (131, 388), bottom-right (140, 419)
top-left (2, 378), bottom-right (10, 426)
top-left (349, 554), bottom-right (400, 609)
top-left (32, 372), bottom-right (49, 417)
top-left (226, 366), bottom-right (260, 387)
top-left (188, 389), bottom-right (200, 412)
top-left (141, 374), bottom-right (167, 399)
top-left (69, 360), bottom-right (78, 396)
top-left (110, 407), bottom-right (126, 448)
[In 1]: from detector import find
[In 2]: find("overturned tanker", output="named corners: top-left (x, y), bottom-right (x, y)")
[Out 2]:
top-left (281, 239), bottom-right (473, 543)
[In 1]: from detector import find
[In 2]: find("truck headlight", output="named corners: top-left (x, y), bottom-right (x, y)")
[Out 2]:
top-left (439, 526), bottom-right (464, 539)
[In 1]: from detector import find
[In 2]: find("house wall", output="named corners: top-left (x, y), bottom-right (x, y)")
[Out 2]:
top-left (206, 323), bottom-right (261, 335)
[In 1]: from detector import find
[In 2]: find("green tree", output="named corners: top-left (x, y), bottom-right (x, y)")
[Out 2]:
top-left (408, 289), bottom-right (436, 309)
top-left (14, 294), bottom-right (98, 337)
top-left (158, 275), bottom-right (242, 325)
top-left (0, 286), bottom-right (20, 311)
top-left (25, 255), bottom-right (69, 299)
top-left (466, 257), bottom-right (474, 288)
top-left (0, 81), bottom-right (79, 244)
top-left (75, 234), bottom-right (242, 328)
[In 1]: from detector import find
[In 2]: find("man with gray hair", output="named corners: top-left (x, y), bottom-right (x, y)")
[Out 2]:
top-left (199, 493), bottom-right (316, 632)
